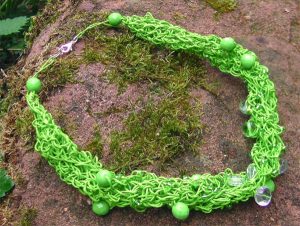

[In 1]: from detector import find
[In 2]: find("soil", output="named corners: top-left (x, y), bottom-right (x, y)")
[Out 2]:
top-left (1, 0), bottom-right (300, 225)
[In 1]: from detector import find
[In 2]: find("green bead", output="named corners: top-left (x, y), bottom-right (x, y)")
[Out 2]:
top-left (265, 180), bottom-right (275, 192)
top-left (95, 169), bottom-right (113, 187)
top-left (108, 12), bottom-right (122, 26)
top-left (220, 37), bottom-right (236, 51)
top-left (241, 53), bottom-right (256, 69)
top-left (26, 77), bottom-right (42, 92)
top-left (92, 201), bottom-right (110, 216)
top-left (172, 202), bottom-right (189, 220)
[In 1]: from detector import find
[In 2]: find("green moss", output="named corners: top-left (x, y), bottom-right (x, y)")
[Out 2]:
top-left (82, 28), bottom-right (214, 93)
top-left (109, 96), bottom-right (203, 173)
top-left (7, 55), bottom-right (80, 145)
top-left (76, 20), bottom-right (216, 173)
top-left (0, 199), bottom-right (13, 225)
top-left (0, 56), bottom-right (79, 119)
top-left (0, 200), bottom-right (38, 225)
top-left (25, 0), bottom-right (62, 48)
top-left (57, 11), bottom-right (109, 45)
top-left (84, 126), bottom-right (103, 159)
top-left (172, 12), bottom-right (187, 22)
top-left (15, 108), bottom-right (34, 144)
top-left (205, 0), bottom-right (237, 13)
top-left (84, 47), bottom-right (102, 63)
top-left (19, 208), bottom-right (37, 226)
top-left (0, 67), bottom-right (23, 117)
top-left (41, 57), bottom-right (80, 91)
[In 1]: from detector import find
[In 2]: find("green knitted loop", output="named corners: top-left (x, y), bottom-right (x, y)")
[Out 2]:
top-left (25, 13), bottom-right (285, 215)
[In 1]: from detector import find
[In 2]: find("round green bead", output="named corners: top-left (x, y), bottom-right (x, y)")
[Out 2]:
top-left (95, 169), bottom-right (113, 187)
top-left (265, 180), bottom-right (275, 192)
top-left (26, 77), bottom-right (42, 92)
top-left (92, 201), bottom-right (110, 216)
top-left (220, 37), bottom-right (236, 51)
top-left (172, 202), bottom-right (190, 220)
top-left (241, 53), bottom-right (256, 69)
top-left (108, 12), bottom-right (122, 26)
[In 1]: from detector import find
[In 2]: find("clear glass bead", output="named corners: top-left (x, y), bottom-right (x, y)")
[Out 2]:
top-left (279, 159), bottom-right (288, 174)
top-left (133, 199), bottom-right (141, 206)
top-left (239, 101), bottom-right (248, 114)
top-left (228, 175), bottom-right (244, 186)
top-left (246, 164), bottom-right (256, 179)
top-left (243, 121), bottom-right (257, 138)
top-left (165, 186), bottom-right (172, 192)
top-left (254, 186), bottom-right (272, 207)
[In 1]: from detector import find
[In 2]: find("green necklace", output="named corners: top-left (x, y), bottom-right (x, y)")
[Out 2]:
top-left (25, 12), bottom-right (287, 221)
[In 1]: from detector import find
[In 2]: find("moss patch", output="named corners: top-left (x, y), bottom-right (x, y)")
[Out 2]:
top-left (15, 107), bottom-right (35, 144)
top-left (65, 13), bottom-right (216, 173)
top-left (40, 56), bottom-right (80, 92)
top-left (25, 0), bottom-right (66, 48)
top-left (0, 199), bottom-right (13, 225)
top-left (205, 0), bottom-right (237, 13)
top-left (84, 125), bottom-right (103, 160)
top-left (0, 204), bottom-right (37, 226)
top-left (82, 28), bottom-right (215, 94)
top-left (19, 208), bottom-right (38, 226)
top-left (109, 96), bottom-right (203, 173)
top-left (1, 56), bottom-right (81, 148)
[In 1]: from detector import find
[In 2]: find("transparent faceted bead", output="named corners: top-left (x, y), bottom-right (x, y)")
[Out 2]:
top-left (246, 164), bottom-right (257, 179)
top-left (201, 194), bottom-right (208, 198)
top-left (133, 199), bottom-right (141, 207)
top-left (279, 159), bottom-right (288, 174)
top-left (165, 186), bottom-right (172, 193)
top-left (254, 186), bottom-right (272, 207)
top-left (228, 175), bottom-right (244, 186)
top-left (239, 101), bottom-right (249, 115)
top-left (191, 174), bottom-right (201, 190)
top-left (243, 121), bottom-right (257, 138)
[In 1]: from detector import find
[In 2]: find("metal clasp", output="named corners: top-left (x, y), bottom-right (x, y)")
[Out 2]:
top-left (59, 40), bottom-right (76, 54)
top-left (50, 36), bottom-right (79, 58)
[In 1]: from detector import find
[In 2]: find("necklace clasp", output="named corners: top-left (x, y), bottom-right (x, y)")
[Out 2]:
top-left (50, 36), bottom-right (79, 58)
top-left (59, 41), bottom-right (75, 54)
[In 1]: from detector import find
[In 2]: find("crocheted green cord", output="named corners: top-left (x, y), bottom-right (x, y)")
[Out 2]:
top-left (25, 13), bottom-right (285, 217)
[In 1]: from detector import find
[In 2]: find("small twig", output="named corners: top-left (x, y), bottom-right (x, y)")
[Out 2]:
top-left (1, 68), bottom-right (8, 78)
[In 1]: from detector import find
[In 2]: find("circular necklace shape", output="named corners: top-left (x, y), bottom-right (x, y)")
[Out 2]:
top-left (25, 12), bottom-right (287, 221)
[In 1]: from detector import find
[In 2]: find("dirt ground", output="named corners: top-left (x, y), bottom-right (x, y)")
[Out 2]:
top-left (1, 0), bottom-right (300, 225)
